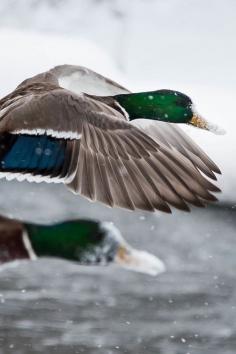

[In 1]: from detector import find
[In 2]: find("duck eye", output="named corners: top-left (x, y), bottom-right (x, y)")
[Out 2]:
top-left (176, 95), bottom-right (192, 107)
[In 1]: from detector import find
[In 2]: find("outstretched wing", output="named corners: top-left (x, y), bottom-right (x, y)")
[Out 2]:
top-left (0, 86), bottom-right (219, 212)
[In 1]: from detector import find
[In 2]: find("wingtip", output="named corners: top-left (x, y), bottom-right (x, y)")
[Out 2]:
top-left (210, 163), bottom-right (221, 175)
top-left (215, 167), bottom-right (222, 175)
top-left (210, 184), bottom-right (221, 193)
top-left (158, 204), bottom-right (172, 214)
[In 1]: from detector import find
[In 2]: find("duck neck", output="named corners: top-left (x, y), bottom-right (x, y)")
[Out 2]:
top-left (114, 90), bottom-right (192, 123)
top-left (25, 220), bottom-right (105, 262)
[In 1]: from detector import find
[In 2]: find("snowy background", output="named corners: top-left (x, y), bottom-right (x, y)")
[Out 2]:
top-left (0, 1), bottom-right (235, 354)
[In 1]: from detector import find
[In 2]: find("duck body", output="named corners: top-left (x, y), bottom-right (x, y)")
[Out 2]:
top-left (0, 216), bottom-right (165, 276)
top-left (0, 65), bottom-right (222, 214)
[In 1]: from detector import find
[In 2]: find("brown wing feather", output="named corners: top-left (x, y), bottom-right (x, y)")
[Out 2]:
top-left (131, 120), bottom-right (220, 176)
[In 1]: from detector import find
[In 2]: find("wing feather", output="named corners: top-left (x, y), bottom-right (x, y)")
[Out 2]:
top-left (132, 120), bottom-right (220, 175)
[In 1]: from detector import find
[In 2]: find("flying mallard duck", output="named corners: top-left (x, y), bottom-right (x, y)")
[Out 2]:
top-left (0, 216), bottom-right (164, 276)
top-left (0, 65), bottom-right (224, 212)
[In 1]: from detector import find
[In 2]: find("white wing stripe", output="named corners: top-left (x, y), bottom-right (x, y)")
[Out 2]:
top-left (0, 172), bottom-right (65, 184)
top-left (12, 129), bottom-right (81, 140)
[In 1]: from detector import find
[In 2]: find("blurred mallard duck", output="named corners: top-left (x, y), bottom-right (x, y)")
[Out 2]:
top-left (0, 216), bottom-right (164, 276)
top-left (0, 65), bottom-right (224, 212)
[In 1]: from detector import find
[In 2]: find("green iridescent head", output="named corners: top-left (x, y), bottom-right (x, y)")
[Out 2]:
top-left (115, 89), bottom-right (225, 134)
top-left (24, 220), bottom-right (165, 275)
top-left (26, 220), bottom-right (118, 264)
top-left (115, 89), bottom-right (193, 123)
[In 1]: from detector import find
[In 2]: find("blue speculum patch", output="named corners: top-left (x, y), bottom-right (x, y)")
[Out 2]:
top-left (0, 134), bottom-right (65, 173)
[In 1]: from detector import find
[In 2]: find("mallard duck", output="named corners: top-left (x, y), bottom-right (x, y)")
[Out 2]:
top-left (0, 65), bottom-right (224, 212)
top-left (0, 216), bottom-right (164, 276)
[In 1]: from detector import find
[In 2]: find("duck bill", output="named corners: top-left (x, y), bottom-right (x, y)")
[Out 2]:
top-left (114, 245), bottom-right (165, 276)
top-left (189, 113), bottom-right (225, 135)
